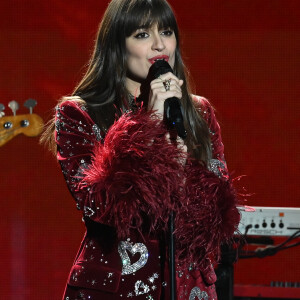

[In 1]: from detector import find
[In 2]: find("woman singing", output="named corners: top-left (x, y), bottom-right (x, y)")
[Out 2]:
top-left (42, 0), bottom-right (240, 299)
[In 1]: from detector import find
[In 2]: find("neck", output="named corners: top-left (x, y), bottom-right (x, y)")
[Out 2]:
top-left (125, 77), bottom-right (141, 97)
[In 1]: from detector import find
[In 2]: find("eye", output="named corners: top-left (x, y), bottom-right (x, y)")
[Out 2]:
top-left (161, 29), bottom-right (174, 37)
top-left (134, 31), bottom-right (149, 39)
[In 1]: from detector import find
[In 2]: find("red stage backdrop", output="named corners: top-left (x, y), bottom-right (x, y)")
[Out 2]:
top-left (1, 1), bottom-right (299, 299)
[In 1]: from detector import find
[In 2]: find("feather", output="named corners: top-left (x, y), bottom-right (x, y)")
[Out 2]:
top-left (174, 159), bottom-right (240, 270)
top-left (80, 109), bottom-right (186, 239)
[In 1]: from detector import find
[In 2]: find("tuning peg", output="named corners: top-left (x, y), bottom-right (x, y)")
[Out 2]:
top-left (0, 103), bottom-right (4, 118)
top-left (24, 98), bottom-right (37, 114)
top-left (8, 100), bottom-right (19, 116)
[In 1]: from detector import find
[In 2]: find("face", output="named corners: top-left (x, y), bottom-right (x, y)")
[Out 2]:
top-left (125, 23), bottom-right (177, 94)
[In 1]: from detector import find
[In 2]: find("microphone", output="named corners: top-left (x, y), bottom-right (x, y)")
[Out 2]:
top-left (147, 60), bottom-right (187, 139)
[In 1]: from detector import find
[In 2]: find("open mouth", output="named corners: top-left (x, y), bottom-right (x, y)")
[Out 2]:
top-left (149, 55), bottom-right (169, 64)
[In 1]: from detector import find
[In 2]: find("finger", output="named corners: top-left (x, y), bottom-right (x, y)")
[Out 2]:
top-left (152, 80), bottom-right (182, 95)
top-left (157, 72), bottom-right (181, 84)
top-left (154, 90), bottom-right (182, 102)
top-left (150, 79), bottom-right (169, 92)
top-left (168, 82), bottom-right (182, 94)
top-left (151, 77), bottom-right (182, 93)
top-left (158, 80), bottom-right (182, 94)
top-left (166, 133), bottom-right (171, 141)
top-left (161, 89), bottom-right (182, 99)
top-left (167, 88), bottom-right (182, 100)
top-left (176, 136), bottom-right (185, 147)
top-left (166, 131), bottom-right (178, 143)
top-left (165, 79), bottom-right (182, 94)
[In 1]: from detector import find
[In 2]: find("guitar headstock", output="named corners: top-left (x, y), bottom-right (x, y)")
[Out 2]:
top-left (0, 99), bottom-right (44, 147)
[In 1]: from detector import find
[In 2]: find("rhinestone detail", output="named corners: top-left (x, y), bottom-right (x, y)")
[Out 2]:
top-left (189, 287), bottom-right (209, 300)
top-left (118, 241), bottom-right (148, 275)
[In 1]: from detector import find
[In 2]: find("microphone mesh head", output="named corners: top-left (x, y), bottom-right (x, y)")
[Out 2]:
top-left (148, 60), bottom-right (173, 79)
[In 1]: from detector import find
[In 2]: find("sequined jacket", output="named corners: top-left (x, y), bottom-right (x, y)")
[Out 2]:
top-left (55, 96), bottom-right (240, 300)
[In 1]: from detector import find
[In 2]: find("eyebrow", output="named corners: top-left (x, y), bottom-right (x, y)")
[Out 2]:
top-left (135, 25), bottom-right (150, 30)
top-left (134, 24), bottom-right (172, 31)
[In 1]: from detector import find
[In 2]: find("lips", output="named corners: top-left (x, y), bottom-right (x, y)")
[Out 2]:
top-left (148, 55), bottom-right (169, 65)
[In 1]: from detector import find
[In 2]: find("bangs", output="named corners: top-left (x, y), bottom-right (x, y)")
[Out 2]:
top-left (123, 0), bottom-right (178, 37)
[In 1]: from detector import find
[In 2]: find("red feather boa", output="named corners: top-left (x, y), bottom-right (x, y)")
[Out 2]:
top-left (175, 159), bottom-right (240, 269)
top-left (80, 109), bottom-right (240, 269)
top-left (80, 109), bottom-right (185, 238)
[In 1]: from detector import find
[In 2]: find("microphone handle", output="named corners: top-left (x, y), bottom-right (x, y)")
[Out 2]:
top-left (164, 97), bottom-right (187, 139)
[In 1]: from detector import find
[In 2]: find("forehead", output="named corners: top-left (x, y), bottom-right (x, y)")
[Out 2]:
top-left (131, 22), bottom-right (170, 32)
top-left (124, 5), bottom-right (176, 37)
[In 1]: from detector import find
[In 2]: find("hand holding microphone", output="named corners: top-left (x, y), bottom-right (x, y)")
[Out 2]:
top-left (148, 72), bottom-right (183, 116)
top-left (146, 60), bottom-right (187, 139)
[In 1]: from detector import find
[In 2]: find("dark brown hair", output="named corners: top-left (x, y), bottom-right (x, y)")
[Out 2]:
top-left (41, 0), bottom-right (212, 163)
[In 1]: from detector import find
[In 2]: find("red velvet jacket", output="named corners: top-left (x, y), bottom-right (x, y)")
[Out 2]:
top-left (55, 96), bottom-right (240, 300)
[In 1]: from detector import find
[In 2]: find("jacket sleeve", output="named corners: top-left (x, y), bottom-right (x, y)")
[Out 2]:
top-left (55, 99), bottom-right (101, 214)
top-left (196, 96), bottom-right (229, 179)
top-left (174, 96), bottom-right (240, 272)
top-left (55, 100), bottom-right (184, 238)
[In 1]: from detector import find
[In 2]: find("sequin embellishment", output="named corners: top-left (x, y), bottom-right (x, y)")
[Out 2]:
top-left (189, 287), bottom-right (209, 300)
top-left (208, 158), bottom-right (226, 178)
top-left (84, 206), bottom-right (95, 217)
top-left (118, 241), bottom-right (148, 275)
top-left (135, 280), bottom-right (150, 295)
top-left (92, 124), bottom-right (102, 141)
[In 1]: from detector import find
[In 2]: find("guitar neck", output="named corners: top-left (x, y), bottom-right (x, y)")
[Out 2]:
top-left (0, 113), bottom-right (44, 147)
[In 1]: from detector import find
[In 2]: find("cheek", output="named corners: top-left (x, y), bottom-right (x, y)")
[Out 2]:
top-left (127, 47), bottom-right (143, 68)
top-left (127, 43), bottom-right (145, 61)
top-left (126, 44), bottom-right (149, 77)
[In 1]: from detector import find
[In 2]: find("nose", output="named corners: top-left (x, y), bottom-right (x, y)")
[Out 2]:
top-left (151, 33), bottom-right (166, 52)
